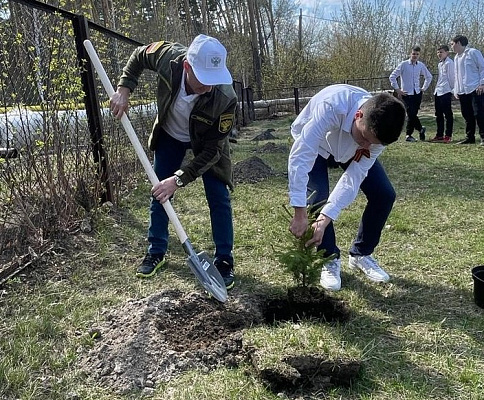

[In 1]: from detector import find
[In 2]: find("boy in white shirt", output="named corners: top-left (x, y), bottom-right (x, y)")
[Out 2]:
top-left (431, 44), bottom-right (454, 143)
top-left (450, 34), bottom-right (484, 145)
top-left (288, 84), bottom-right (405, 291)
top-left (389, 46), bottom-right (432, 142)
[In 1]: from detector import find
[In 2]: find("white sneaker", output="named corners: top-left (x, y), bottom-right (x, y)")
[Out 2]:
top-left (320, 258), bottom-right (342, 291)
top-left (348, 255), bottom-right (390, 282)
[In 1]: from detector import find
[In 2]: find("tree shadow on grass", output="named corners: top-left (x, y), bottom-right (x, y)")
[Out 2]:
top-left (335, 269), bottom-right (484, 398)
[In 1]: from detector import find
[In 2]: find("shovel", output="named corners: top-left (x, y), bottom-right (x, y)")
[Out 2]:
top-left (83, 40), bottom-right (228, 303)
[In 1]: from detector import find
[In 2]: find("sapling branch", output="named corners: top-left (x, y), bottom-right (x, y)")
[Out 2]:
top-left (275, 193), bottom-right (337, 288)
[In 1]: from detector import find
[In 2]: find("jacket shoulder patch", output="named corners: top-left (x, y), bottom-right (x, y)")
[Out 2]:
top-left (219, 113), bottom-right (234, 134)
top-left (146, 41), bottom-right (164, 54)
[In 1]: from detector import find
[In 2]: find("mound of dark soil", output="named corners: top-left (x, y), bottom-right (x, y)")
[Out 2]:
top-left (233, 156), bottom-right (275, 184)
top-left (78, 290), bottom-right (263, 394)
top-left (77, 288), bottom-right (354, 396)
top-left (254, 142), bottom-right (289, 154)
top-left (251, 128), bottom-right (276, 141)
top-left (251, 352), bottom-right (361, 392)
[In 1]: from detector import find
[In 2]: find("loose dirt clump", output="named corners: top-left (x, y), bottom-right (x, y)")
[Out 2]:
top-left (254, 142), bottom-right (289, 154)
top-left (233, 156), bottom-right (275, 184)
top-left (251, 128), bottom-right (277, 141)
top-left (78, 290), bottom-right (263, 394)
top-left (250, 352), bottom-right (361, 393)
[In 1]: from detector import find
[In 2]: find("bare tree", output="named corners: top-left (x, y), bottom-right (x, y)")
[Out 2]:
top-left (201, 0), bottom-right (208, 33)
top-left (325, 0), bottom-right (397, 83)
top-left (247, 0), bottom-right (262, 96)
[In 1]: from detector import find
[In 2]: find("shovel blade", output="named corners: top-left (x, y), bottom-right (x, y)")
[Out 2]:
top-left (187, 251), bottom-right (228, 302)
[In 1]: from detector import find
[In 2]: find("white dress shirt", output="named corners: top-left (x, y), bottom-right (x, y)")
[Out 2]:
top-left (389, 59), bottom-right (432, 94)
top-left (454, 47), bottom-right (484, 95)
top-left (434, 57), bottom-right (455, 96)
top-left (288, 84), bottom-right (384, 221)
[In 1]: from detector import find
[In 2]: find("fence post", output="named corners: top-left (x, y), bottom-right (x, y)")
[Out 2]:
top-left (236, 81), bottom-right (246, 127)
top-left (246, 87), bottom-right (255, 122)
top-left (294, 87), bottom-right (300, 114)
top-left (72, 15), bottom-right (113, 203)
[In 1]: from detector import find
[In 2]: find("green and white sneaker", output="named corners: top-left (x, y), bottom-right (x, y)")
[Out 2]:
top-left (136, 253), bottom-right (165, 278)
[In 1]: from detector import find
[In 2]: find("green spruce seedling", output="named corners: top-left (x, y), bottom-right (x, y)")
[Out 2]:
top-left (276, 194), bottom-right (337, 288)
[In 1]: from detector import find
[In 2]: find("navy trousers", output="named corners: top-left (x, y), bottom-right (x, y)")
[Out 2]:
top-left (147, 132), bottom-right (233, 264)
top-left (458, 91), bottom-right (484, 140)
top-left (434, 92), bottom-right (454, 137)
top-left (402, 92), bottom-right (423, 136)
top-left (307, 155), bottom-right (396, 259)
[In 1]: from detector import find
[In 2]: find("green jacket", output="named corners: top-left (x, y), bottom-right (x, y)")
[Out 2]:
top-left (117, 40), bottom-right (237, 189)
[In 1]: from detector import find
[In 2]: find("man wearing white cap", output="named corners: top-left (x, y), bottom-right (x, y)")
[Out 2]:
top-left (110, 34), bottom-right (237, 289)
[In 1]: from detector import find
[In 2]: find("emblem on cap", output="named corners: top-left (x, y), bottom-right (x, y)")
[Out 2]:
top-left (211, 56), bottom-right (221, 67)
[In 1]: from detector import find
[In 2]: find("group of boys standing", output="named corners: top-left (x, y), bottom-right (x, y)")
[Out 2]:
top-left (389, 35), bottom-right (484, 145)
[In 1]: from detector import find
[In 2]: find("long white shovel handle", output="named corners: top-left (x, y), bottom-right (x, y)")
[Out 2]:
top-left (83, 39), bottom-right (188, 244)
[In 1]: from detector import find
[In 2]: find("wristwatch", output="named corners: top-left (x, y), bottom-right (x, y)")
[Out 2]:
top-left (174, 170), bottom-right (184, 187)
top-left (174, 175), bottom-right (184, 187)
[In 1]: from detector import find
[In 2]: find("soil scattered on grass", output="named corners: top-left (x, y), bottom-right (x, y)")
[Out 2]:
top-left (250, 352), bottom-right (361, 393)
top-left (251, 128), bottom-right (277, 141)
top-left (78, 290), bottom-right (263, 394)
top-left (254, 141), bottom-right (289, 154)
top-left (77, 288), bottom-right (356, 396)
top-left (233, 155), bottom-right (275, 184)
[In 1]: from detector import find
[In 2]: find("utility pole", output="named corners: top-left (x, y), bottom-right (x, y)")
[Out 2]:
top-left (201, 0), bottom-right (207, 33)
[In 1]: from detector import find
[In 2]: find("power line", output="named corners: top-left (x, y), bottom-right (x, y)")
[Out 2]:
top-left (298, 13), bottom-right (341, 23)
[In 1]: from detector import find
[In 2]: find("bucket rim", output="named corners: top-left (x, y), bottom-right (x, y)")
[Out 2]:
top-left (471, 265), bottom-right (484, 283)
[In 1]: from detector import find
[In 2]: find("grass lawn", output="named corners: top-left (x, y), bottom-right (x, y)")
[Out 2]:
top-left (1, 108), bottom-right (484, 399)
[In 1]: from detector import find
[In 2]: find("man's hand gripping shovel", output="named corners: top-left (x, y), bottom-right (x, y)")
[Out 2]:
top-left (83, 40), bottom-right (228, 303)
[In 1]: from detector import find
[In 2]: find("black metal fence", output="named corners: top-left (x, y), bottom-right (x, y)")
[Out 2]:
top-left (0, 0), bottom-right (258, 280)
top-left (346, 75), bottom-right (439, 103)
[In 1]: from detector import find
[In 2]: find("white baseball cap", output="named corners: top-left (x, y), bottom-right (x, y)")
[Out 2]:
top-left (186, 34), bottom-right (233, 86)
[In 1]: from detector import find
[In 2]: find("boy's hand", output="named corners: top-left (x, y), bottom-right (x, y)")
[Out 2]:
top-left (289, 207), bottom-right (308, 238)
top-left (305, 215), bottom-right (331, 248)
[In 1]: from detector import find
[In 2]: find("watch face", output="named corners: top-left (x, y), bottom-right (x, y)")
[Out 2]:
top-left (175, 176), bottom-right (183, 187)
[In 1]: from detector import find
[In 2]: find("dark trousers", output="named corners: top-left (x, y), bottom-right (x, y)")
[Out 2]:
top-left (307, 155), bottom-right (396, 259)
top-left (148, 132), bottom-right (233, 264)
top-left (434, 92), bottom-right (454, 137)
top-left (458, 91), bottom-right (484, 140)
top-left (402, 92), bottom-right (423, 136)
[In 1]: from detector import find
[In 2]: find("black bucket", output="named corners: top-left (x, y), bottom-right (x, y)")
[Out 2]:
top-left (471, 266), bottom-right (484, 308)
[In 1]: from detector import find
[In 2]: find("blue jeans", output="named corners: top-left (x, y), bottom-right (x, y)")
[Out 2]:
top-left (307, 155), bottom-right (396, 258)
top-left (147, 132), bottom-right (233, 264)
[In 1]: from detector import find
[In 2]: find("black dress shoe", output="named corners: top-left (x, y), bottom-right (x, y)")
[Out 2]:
top-left (457, 138), bottom-right (476, 144)
top-left (419, 127), bottom-right (426, 141)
